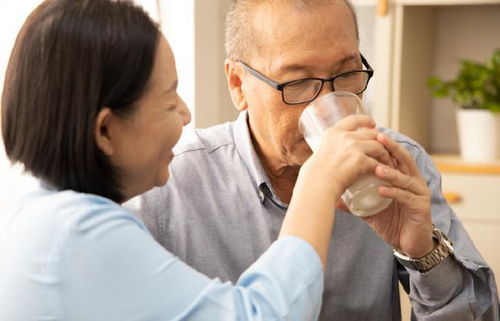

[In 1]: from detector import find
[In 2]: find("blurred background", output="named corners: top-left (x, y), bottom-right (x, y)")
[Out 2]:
top-left (1, 2), bottom-right (499, 319)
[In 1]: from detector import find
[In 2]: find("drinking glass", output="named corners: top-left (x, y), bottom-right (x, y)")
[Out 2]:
top-left (299, 91), bottom-right (392, 217)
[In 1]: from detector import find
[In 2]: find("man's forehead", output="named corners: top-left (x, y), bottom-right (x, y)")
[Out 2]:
top-left (252, 0), bottom-right (353, 26)
top-left (251, 1), bottom-right (356, 49)
top-left (249, 1), bottom-right (358, 74)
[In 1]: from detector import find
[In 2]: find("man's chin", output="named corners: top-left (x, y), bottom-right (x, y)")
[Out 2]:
top-left (292, 142), bottom-right (313, 166)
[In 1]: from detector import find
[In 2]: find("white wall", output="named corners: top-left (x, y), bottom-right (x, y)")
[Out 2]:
top-left (0, 1), bottom-right (43, 209)
top-left (354, 5), bottom-right (377, 116)
top-left (160, 0), bottom-right (237, 129)
top-left (159, 0), bottom-right (196, 126)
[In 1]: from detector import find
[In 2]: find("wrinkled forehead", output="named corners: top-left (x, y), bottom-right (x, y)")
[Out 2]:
top-left (249, 1), bottom-right (358, 66)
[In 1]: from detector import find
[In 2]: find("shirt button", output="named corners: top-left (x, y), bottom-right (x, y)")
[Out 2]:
top-left (258, 190), bottom-right (265, 202)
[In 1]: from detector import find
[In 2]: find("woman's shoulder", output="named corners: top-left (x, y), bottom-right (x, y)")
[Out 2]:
top-left (0, 186), bottom-right (153, 319)
top-left (2, 185), bottom-right (148, 247)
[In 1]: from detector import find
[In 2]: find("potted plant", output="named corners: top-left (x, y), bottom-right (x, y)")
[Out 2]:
top-left (427, 49), bottom-right (500, 162)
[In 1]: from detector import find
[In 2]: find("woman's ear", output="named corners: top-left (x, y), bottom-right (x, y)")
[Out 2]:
top-left (95, 107), bottom-right (114, 156)
top-left (225, 58), bottom-right (248, 111)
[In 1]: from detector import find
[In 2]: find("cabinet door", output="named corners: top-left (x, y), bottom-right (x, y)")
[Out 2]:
top-left (441, 173), bottom-right (500, 291)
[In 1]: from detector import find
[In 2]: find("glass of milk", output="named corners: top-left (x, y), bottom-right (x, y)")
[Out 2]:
top-left (298, 91), bottom-right (392, 217)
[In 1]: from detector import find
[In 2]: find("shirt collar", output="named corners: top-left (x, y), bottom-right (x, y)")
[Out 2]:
top-left (232, 111), bottom-right (288, 207)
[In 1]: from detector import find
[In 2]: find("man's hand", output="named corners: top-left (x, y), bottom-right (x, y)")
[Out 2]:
top-left (361, 133), bottom-right (435, 259)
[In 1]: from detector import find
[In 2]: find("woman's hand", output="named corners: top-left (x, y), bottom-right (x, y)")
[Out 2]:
top-left (303, 114), bottom-right (392, 196)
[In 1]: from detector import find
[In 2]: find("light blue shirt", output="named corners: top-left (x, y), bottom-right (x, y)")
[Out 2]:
top-left (0, 185), bottom-right (323, 320)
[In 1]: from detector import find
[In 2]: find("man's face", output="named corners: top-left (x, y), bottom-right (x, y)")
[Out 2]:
top-left (241, 1), bottom-right (361, 167)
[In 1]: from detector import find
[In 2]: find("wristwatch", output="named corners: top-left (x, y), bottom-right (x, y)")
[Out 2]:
top-left (393, 225), bottom-right (454, 273)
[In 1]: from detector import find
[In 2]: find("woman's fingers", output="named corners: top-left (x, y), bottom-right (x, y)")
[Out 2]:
top-left (335, 115), bottom-right (376, 131)
top-left (349, 140), bottom-right (392, 167)
top-left (323, 126), bottom-right (392, 166)
top-left (349, 127), bottom-right (379, 140)
top-left (335, 198), bottom-right (349, 212)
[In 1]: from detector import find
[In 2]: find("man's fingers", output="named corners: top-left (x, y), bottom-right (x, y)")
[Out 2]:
top-left (378, 185), bottom-right (419, 206)
top-left (375, 164), bottom-right (427, 196)
top-left (377, 133), bottom-right (420, 177)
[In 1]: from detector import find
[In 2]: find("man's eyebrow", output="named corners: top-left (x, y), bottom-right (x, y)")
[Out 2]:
top-left (338, 53), bottom-right (361, 66)
top-left (279, 53), bottom-right (360, 74)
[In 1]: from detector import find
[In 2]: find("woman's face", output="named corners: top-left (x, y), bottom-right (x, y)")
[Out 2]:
top-left (103, 36), bottom-right (191, 200)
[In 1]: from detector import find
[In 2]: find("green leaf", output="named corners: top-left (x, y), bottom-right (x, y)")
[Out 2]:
top-left (433, 87), bottom-right (449, 97)
top-left (427, 76), bottom-right (442, 88)
top-left (427, 49), bottom-right (500, 109)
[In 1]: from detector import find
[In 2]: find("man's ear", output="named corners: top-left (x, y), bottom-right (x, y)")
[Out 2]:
top-left (95, 107), bottom-right (115, 156)
top-left (225, 58), bottom-right (248, 111)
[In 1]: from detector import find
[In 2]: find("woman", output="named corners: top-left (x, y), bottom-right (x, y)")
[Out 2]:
top-left (0, 0), bottom-right (386, 320)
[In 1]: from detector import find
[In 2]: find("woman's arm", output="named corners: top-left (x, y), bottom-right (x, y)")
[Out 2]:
top-left (60, 208), bottom-right (322, 321)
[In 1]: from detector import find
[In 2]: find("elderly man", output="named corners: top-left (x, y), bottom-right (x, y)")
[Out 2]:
top-left (132, 0), bottom-right (499, 319)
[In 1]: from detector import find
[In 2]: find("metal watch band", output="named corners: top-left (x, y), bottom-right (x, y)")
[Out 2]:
top-left (393, 225), bottom-right (454, 273)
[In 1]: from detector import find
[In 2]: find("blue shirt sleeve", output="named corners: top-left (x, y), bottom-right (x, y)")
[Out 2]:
top-left (390, 132), bottom-right (500, 320)
top-left (61, 207), bottom-right (323, 321)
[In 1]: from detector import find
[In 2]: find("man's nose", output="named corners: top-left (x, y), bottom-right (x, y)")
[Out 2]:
top-left (317, 80), bottom-right (335, 99)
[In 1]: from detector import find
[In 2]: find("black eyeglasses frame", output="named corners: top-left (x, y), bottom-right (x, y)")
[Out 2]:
top-left (238, 54), bottom-right (374, 105)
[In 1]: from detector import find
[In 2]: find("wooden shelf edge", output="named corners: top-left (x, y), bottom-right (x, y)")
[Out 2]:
top-left (432, 154), bottom-right (500, 174)
top-left (456, 217), bottom-right (500, 225)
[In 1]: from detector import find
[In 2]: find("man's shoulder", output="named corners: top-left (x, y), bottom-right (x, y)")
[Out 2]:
top-left (378, 127), bottom-right (424, 155)
top-left (169, 120), bottom-right (244, 178)
top-left (173, 121), bottom-right (235, 157)
top-left (131, 119), bottom-right (249, 224)
top-left (378, 127), bottom-right (439, 181)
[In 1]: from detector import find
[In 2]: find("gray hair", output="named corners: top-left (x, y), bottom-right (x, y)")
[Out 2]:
top-left (224, 0), bottom-right (359, 61)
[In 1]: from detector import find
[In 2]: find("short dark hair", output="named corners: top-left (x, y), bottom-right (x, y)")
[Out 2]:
top-left (1, 0), bottom-right (160, 203)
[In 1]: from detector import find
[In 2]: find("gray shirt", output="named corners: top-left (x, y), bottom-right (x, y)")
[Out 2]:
top-left (130, 111), bottom-right (499, 321)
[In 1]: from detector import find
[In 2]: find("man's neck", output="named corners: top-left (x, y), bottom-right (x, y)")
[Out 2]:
top-left (263, 162), bottom-right (299, 204)
top-left (250, 133), bottom-right (299, 204)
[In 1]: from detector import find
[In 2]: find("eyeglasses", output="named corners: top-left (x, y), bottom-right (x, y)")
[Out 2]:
top-left (238, 54), bottom-right (374, 105)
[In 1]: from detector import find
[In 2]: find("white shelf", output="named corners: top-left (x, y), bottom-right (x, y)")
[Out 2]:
top-left (396, 0), bottom-right (500, 5)
top-left (351, 0), bottom-right (377, 6)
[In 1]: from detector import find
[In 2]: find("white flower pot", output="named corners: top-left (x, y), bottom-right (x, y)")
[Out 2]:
top-left (456, 109), bottom-right (500, 162)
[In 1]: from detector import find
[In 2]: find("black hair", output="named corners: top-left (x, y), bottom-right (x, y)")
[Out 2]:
top-left (2, 0), bottom-right (160, 203)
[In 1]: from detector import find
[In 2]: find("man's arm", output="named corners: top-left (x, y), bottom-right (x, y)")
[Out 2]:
top-left (393, 132), bottom-right (500, 320)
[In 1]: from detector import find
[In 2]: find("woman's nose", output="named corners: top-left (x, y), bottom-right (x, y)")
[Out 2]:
top-left (178, 97), bottom-right (191, 126)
